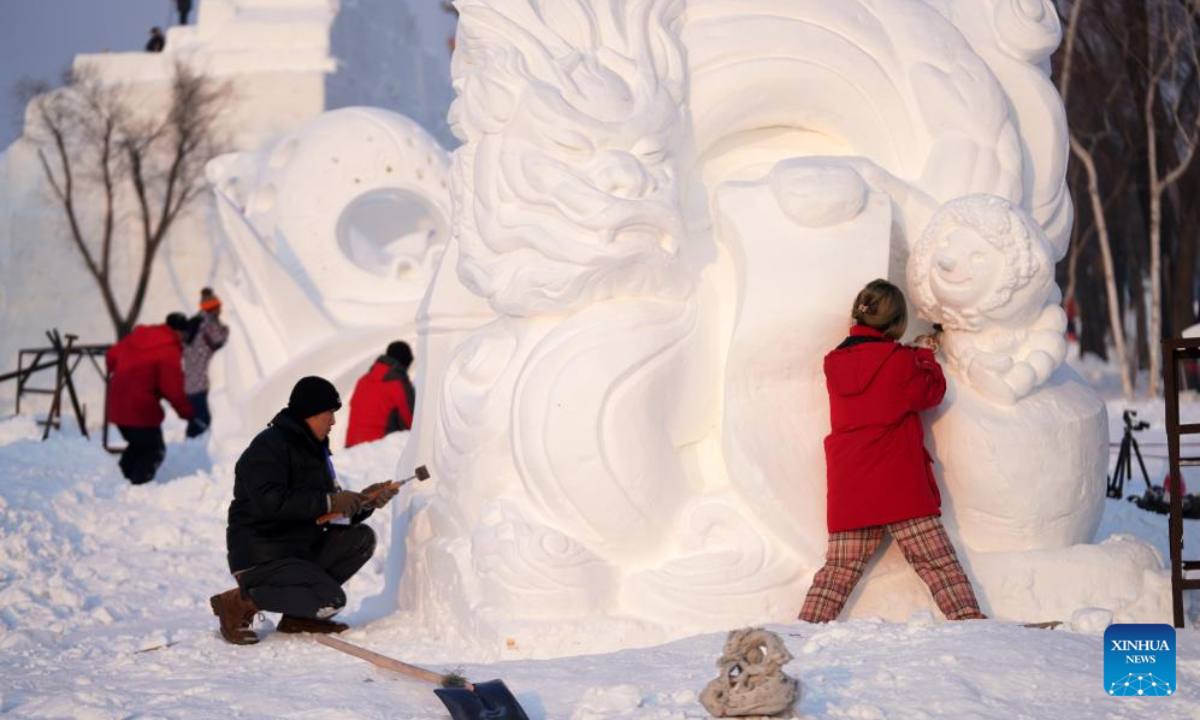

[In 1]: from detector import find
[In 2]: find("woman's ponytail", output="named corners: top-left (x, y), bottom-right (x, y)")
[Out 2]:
top-left (851, 279), bottom-right (908, 340)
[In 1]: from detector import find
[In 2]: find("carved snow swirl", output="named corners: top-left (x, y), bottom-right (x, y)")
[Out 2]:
top-left (431, 318), bottom-right (523, 521)
top-left (946, 0), bottom-right (1072, 254)
top-left (472, 501), bottom-right (617, 615)
top-left (511, 298), bottom-right (697, 560)
top-left (992, 0), bottom-right (1062, 63)
top-left (623, 497), bottom-right (805, 626)
top-left (684, 0), bottom-right (1022, 209)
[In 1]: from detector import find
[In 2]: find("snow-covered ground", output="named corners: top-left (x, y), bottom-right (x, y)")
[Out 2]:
top-left (2, 360), bottom-right (1199, 718)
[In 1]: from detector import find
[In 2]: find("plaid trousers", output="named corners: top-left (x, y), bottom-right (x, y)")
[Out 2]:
top-left (798, 514), bottom-right (985, 623)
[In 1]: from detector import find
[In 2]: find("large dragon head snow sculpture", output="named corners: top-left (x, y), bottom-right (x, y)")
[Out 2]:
top-left (448, 0), bottom-right (690, 316)
top-left (393, 0), bottom-right (1125, 655)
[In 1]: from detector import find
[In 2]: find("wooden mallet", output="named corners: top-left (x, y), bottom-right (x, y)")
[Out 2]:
top-left (317, 465), bottom-right (430, 524)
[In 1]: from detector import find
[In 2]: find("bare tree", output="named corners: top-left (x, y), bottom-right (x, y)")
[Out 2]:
top-left (1141, 0), bottom-right (1200, 396)
top-left (1070, 137), bottom-right (1137, 398)
top-left (22, 62), bottom-right (229, 339)
top-left (1051, 0), bottom-right (1200, 396)
top-left (1057, 0), bottom-right (1138, 398)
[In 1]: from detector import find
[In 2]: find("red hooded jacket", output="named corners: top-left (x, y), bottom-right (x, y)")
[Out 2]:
top-left (345, 357), bottom-right (414, 448)
top-left (823, 325), bottom-right (946, 532)
top-left (105, 324), bottom-right (193, 427)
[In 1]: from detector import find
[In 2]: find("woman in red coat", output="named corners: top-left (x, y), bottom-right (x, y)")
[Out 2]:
top-left (798, 280), bottom-right (984, 623)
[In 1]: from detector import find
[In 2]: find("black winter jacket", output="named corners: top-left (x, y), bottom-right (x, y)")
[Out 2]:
top-left (226, 409), bottom-right (371, 573)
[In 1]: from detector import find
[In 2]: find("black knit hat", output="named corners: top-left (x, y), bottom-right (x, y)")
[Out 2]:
top-left (287, 376), bottom-right (342, 419)
top-left (165, 312), bottom-right (190, 332)
top-left (386, 341), bottom-right (413, 366)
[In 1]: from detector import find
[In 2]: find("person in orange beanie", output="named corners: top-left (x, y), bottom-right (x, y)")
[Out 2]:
top-left (182, 288), bottom-right (229, 438)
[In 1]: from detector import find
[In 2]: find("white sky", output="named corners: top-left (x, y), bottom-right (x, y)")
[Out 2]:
top-left (0, 0), bottom-right (175, 145)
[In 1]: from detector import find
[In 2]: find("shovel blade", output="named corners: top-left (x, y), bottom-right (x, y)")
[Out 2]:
top-left (433, 680), bottom-right (530, 720)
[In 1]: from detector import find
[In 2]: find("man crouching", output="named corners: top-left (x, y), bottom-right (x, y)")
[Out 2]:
top-left (210, 376), bottom-right (399, 645)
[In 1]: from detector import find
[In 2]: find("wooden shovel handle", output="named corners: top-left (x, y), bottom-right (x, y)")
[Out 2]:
top-left (313, 635), bottom-right (464, 688)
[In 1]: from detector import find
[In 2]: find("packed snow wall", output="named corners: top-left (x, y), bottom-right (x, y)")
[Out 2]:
top-left (0, 0), bottom-right (335, 414)
top-left (391, 0), bottom-right (1170, 657)
top-left (0, 0), bottom-right (458, 419)
top-left (326, 0), bottom-right (459, 149)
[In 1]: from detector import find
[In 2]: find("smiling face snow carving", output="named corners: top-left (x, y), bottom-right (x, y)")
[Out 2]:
top-left (909, 194), bottom-right (1066, 405)
top-left (911, 194), bottom-right (1048, 332)
top-left (929, 226), bottom-right (1007, 313)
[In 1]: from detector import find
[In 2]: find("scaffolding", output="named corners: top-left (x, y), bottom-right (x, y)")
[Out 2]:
top-left (0, 330), bottom-right (110, 442)
top-left (1162, 335), bottom-right (1200, 628)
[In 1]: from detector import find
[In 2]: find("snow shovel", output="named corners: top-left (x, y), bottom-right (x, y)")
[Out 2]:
top-left (316, 465), bottom-right (431, 525)
top-left (313, 635), bottom-right (531, 720)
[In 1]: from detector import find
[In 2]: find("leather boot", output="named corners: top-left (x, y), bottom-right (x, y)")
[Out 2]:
top-left (210, 588), bottom-right (259, 645)
top-left (276, 615), bottom-right (349, 634)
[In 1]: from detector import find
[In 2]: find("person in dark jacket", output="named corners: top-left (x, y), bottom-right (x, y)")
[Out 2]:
top-left (145, 27), bottom-right (165, 53)
top-left (209, 376), bottom-right (400, 645)
top-left (344, 341), bottom-right (415, 448)
top-left (176, 0), bottom-right (193, 24)
top-left (105, 313), bottom-right (194, 484)
top-left (798, 279), bottom-right (984, 623)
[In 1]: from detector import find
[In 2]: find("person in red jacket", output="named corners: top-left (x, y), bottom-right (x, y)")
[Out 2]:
top-left (344, 341), bottom-right (415, 448)
top-left (106, 313), bottom-right (194, 484)
top-left (798, 279), bottom-right (984, 623)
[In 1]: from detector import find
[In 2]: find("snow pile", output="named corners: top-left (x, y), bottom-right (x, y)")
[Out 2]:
top-left (0, 417), bottom-right (402, 645)
top-left (0, 384), bottom-right (1198, 716)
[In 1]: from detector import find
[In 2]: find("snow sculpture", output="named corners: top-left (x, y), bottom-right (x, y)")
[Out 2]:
top-left (908, 196), bottom-right (1105, 553)
top-left (395, 0), bottom-right (1155, 655)
top-left (700, 628), bottom-right (799, 718)
top-left (206, 107), bottom-right (450, 446)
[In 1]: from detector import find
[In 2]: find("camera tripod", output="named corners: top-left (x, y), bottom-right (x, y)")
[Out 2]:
top-left (1107, 409), bottom-right (1152, 499)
